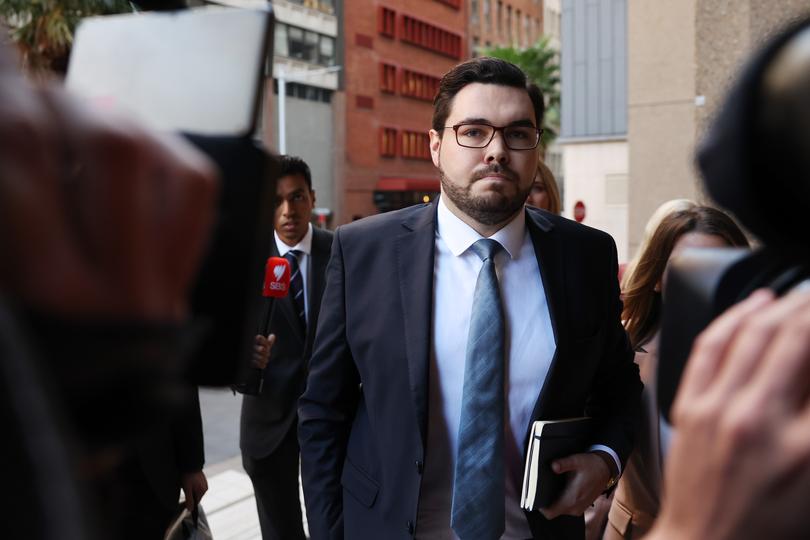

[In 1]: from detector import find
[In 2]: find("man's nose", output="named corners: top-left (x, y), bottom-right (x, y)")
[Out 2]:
top-left (485, 130), bottom-right (509, 164)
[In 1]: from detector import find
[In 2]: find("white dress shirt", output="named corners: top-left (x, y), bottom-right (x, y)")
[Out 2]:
top-left (274, 223), bottom-right (313, 324)
top-left (416, 198), bottom-right (555, 539)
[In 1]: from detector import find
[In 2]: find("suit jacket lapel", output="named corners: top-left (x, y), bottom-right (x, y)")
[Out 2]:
top-left (303, 228), bottom-right (330, 358)
top-left (396, 202), bottom-right (437, 447)
top-left (525, 210), bottom-right (568, 441)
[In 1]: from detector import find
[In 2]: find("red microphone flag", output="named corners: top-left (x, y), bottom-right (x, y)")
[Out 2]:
top-left (263, 256), bottom-right (291, 298)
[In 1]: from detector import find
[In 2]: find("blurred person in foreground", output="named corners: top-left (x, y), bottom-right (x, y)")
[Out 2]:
top-left (602, 206), bottom-right (748, 539)
top-left (240, 155), bottom-right (333, 540)
top-left (0, 41), bottom-right (218, 539)
top-left (525, 158), bottom-right (561, 214)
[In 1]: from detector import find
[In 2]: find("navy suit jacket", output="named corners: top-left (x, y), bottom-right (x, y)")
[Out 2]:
top-left (299, 201), bottom-right (641, 540)
top-left (241, 226), bottom-right (333, 458)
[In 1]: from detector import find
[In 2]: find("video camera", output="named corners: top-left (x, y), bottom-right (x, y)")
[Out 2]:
top-left (658, 18), bottom-right (810, 421)
top-left (67, 4), bottom-right (279, 387)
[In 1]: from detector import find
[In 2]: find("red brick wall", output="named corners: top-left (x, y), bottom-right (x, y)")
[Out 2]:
top-left (339, 0), bottom-right (468, 223)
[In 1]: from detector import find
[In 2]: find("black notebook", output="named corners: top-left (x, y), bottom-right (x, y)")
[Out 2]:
top-left (520, 417), bottom-right (593, 511)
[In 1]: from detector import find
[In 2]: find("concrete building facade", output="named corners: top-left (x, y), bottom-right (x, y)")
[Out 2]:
top-left (627, 0), bottom-right (810, 255)
top-left (560, 0), bottom-right (810, 262)
top-left (260, 0), bottom-right (340, 224)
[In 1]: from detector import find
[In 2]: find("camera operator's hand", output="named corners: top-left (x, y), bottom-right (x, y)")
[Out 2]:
top-left (648, 289), bottom-right (810, 540)
top-left (0, 45), bottom-right (219, 322)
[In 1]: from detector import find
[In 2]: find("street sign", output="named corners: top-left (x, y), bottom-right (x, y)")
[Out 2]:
top-left (574, 200), bottom-right (586, 222)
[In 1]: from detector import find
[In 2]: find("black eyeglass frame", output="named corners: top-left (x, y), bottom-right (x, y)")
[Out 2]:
top-left (443, 122), bottom-right (544, 150)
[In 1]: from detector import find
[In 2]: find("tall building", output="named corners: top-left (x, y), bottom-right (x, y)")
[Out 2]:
top-left (259, 0), bottom-right (340, 225)
top-left (559, 0), bottom-right (629, 258)
top-left (559, 0), bottom-right (809, 262)
top-left (337, 0), bottom-right (467, 222)
top-left (627, 0), bottom-right (810, 255)
top-left (468, 0), bottom-right (544, 53)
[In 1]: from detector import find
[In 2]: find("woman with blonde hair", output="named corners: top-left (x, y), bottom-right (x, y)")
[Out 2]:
top-left (603, 206), bottom-right (749, 539)
top-left (526, 159), bottom-right (561, 214)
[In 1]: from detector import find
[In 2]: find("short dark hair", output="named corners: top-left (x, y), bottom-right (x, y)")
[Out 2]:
top-left (432, 57), bottom-right (545, 134)
top-left (278, 155), bottom-right (312, 191)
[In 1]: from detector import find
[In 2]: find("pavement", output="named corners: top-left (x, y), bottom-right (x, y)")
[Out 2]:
top-left (198, 388), bottom-right (309, 539)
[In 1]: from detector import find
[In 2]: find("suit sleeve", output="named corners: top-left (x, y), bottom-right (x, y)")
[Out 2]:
top-left (172, 385), bottom-right (205, 474)
top-left (587, 236), bottom-right (642, 470)
top-left (298, 227), bottom-right (361, 540)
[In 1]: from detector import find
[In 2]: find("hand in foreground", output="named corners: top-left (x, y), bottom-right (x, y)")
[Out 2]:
top-left (0, 49), bottom-right (219, 322)
top-left (540, 452), bottom-right (611, 519)
top-left (648, 289), bottom-right (810, 540)
top-left (181, 470), bottom-right (209, 512)
top-left (252, 333), bottom-right (276, 369)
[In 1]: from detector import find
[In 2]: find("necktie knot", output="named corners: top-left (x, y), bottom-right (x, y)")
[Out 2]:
top-left (469, 238), bottom-right (502, 262)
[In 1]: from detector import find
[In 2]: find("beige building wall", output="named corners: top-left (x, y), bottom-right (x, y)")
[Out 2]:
top-left (626, 0), bottom-right (810, 259)
top-left (562, 140), bottom-right (629, 261)
top-left (626, 0), bottom-right (700, 256)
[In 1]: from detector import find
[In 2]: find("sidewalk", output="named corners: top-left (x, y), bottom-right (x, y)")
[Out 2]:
top-left (199, 388), bottom-right (309, 539)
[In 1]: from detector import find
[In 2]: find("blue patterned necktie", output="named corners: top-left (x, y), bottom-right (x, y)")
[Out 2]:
top-left (451, 238), bottom-right (505, 540)
top-left (284, 250), bottom-right (306, 331)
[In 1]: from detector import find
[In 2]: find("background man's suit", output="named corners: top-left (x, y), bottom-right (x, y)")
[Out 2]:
top-left (241, 226), bottom-right (333, 539)
top-left (299, 200), bottom-right (641, 540)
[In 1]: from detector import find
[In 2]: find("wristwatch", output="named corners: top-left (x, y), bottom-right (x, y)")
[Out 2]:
top-left (591, 450), bottom-right (619, 494)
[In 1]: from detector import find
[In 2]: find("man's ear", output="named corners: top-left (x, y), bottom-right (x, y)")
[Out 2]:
top-left (429, 129), bottom-right (442, 168)
top-left (310, 189), bottom-right (316, 206)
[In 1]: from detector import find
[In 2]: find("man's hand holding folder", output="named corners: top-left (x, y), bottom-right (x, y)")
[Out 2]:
top-left (539, 452), bottom-right (613, 519)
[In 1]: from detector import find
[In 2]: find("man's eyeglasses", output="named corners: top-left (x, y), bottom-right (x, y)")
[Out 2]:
top-left (444, 122), bottom-right (543, 150)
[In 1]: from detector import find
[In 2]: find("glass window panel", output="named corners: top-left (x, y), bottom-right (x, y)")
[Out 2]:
top-left (274, 23), bottom-right (288, 57)
top-left (288, 26), bottom-right (305, 59)
top-left (319, 36), bottom-right (335, 66)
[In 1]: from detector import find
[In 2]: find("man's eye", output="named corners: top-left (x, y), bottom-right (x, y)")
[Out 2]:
top-left (507, 129), bottom-right (530, 140)
top-left (460, 128), bottom-right (481, 137)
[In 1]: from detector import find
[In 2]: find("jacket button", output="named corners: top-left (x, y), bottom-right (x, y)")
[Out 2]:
top-left (406, 520), bottom-right (414, 535)
top-left (415, 460), bottom-right (424, 474)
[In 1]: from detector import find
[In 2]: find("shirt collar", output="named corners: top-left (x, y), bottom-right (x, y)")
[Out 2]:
top-left (274, 223), bottom-right (313, 256)
top-left (437, 195), bottom-right (526, 259)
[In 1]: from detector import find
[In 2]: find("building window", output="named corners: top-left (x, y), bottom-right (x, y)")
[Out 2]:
top-left (380, 127), bottom-right (398, 157)
top-left (380, 63), bottom-right (397, 93)
top-left (523, 13), bottom-right (530, 45)
top-left (506, 5), bottom-right (512, 43)
top-left (495, 0), bottom-right (503, 36)
top-left (516, 9), bottom-right (521, 44)
top-left (472, 36), bottom-right (480, 57)
top-left (378, 6), bottom-right (396, 38)
top-left (401, 130), bottom-right (431, 160)
top-left (471, 0), bottom-right (479, 26)
top-left (276, 23), bottom-right (336, 67)
top-left (319, 35), bottom-right (335, 65)
top-left (401, 68), bottom-right (440, 101)
top-left (483, 0), bottom-right (491, 32)
top-left (274, 23), bottom-right (288, 57)
top-left (272, 81), bottom-right (333, 103)
top-left (401, 15), bottom-right (462, 59)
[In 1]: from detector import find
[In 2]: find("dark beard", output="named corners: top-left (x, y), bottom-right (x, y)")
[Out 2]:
top-left (439, 165), bottom-right (531, 226)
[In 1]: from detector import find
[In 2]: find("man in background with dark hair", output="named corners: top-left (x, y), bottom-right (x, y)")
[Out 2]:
top-left (299, 57), bottom-right (641, 540)
top-left (240, 155), bottom-right (333, 540)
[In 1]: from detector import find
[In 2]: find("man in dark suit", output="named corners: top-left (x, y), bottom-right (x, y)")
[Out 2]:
top-left (240, 155), bottom-right (333, 539)
top-left (299, 58), bottom-right (642, 540)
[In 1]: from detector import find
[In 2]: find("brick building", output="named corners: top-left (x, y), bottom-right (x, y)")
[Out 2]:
top-left (467, 0), bottom-right (544, 53)
top-left (337, 0), bottom-right (467, 222)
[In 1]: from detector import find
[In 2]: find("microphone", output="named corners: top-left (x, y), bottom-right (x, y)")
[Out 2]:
top-left (235, 256), bottom-right (290, 395)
